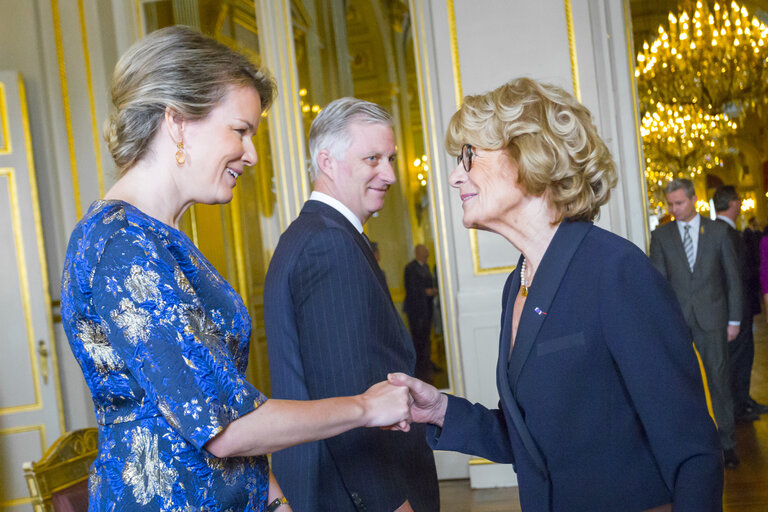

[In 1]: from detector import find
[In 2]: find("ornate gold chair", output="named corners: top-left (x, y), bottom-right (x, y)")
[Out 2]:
top-left (23, 428), bottom-right (98, 512)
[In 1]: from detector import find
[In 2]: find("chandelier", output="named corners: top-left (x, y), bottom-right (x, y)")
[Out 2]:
top-left (635, 1), bottom-right (768, 209)
top-left (641, 102), bottom-right (736, 205)
top-left (636, 1), bottom-right (768, 115)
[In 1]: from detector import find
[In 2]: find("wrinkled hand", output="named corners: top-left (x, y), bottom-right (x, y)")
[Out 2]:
top-left (360, 380), bottom-right (412, 430)
top-left (387, 372), bottom-right (447, 428)
top-left (727, 324), bottom-right (740, 342)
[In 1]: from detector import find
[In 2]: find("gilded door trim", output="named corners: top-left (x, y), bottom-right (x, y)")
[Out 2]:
top-left (0, 424), bottom-right (46, 507)
top-left (0, 168), bottom-right (42, 414)
top-left (410, 0), bottom-right (463, 395)
top-left (19, 75), bottom-right (67, 433)
top-left (564, 0), bottom-right (581, 101)
top-left (446, 0), bottom-right (515, 276)
top-left (51, 0), bottom-right (83, 218)
top-left (0, 82), bottom-right (11, 155)
top-left (623, 0), bottom-right (651, 251)
top-left (77, 0), bottom-right (106, 197)
top-left (448, 0), bottom-right (583, 275)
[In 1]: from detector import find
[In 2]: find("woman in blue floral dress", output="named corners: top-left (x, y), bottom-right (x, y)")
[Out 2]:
top-left (60, 26), bottom-right (412, 512)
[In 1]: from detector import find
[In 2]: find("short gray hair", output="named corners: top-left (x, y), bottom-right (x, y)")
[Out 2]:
top-left (105, 25), bottom-right (277, 175)
top-left (308, 97), bottom-right (392, 181)
top-left (665, 178), bottom-right (695, 199)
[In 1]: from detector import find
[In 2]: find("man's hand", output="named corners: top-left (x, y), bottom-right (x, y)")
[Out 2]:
top-left (387, 373), bottom-right (447, 427)
top-left (727, 324), bottom-right (740, 342)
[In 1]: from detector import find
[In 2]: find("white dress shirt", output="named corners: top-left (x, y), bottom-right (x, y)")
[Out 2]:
top-left (676, 214), bottom-right (701, 264)
top-left (310, 191), bottom-right (364, 234)
top-left (716, 214), bottom-right (736, 230)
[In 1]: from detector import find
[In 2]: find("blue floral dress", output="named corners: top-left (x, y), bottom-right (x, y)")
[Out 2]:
top-left (61, 200), bottom-right (269, 511)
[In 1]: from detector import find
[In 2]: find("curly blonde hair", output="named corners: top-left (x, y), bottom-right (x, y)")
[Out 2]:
top-left (105, 25), bottom-right (277, 175)
top-left (445, 77), bottom-right (617, 223)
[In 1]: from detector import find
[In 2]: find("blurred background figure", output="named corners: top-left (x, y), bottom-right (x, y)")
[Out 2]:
top-left (404, 244), bottom-right (438, 383)
top-left (714, 186), bottom-right (768, 423)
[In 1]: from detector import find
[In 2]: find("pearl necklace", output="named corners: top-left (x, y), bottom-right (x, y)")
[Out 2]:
top-left (520, 257), bottom-right (529, 297)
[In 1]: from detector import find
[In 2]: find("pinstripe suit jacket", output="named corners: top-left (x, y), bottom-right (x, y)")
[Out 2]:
top-left (264, 200), bottom-right (439, 512)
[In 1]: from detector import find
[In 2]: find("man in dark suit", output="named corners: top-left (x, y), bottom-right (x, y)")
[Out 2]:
top-left (264, 97), bottom-right (439, 512)
top-left (650, 178), bottom-right (743, 468)
top-left (713, 186), bottom-right (768, 421)
top-left (403, 244), bottom-right (437, 382)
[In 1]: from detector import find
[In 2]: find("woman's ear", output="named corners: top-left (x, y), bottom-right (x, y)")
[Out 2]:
top-left (164, 106), bottom-right (185, 145)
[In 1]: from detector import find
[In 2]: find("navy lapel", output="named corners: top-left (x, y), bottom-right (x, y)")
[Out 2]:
top-left (303, 200), bottom-right (390, 295)
top-left (507, 221), bottom-right (592, 392)
top-left (495, 267), bottom-right (548, 477)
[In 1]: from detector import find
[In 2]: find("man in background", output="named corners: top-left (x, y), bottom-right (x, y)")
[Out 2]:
top-left (403, 244), bottom-right (437, 383)
top-left (713, 186), bottom-right (768, 422)
top-left (650, 178), bottom-right (742, 468)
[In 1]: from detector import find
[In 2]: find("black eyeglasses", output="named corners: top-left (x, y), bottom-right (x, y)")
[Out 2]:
top-left (457, 144), bottom-right (474, 172)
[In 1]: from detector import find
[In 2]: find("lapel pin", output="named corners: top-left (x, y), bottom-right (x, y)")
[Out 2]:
top-left (534, 307), bottom-right (547, 316)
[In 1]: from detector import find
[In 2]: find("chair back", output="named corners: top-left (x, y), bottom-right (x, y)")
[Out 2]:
top-left (23, 428), bottom-right (97, 512)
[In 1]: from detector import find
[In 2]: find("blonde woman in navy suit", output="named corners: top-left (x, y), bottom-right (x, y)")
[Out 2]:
top-left (390, 78), bottom-right (723, 512)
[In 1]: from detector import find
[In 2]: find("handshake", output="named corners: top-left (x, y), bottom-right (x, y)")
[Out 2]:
top-left (359, 373), bottom-right (448, 431)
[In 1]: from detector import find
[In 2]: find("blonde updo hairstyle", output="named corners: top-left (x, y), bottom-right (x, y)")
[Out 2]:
top-left (105, 25), bottom-right (277, 175)
top-left (445, 77), bottom-right (617, 223)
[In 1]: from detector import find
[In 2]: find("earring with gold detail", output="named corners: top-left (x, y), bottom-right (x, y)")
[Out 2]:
top-left (175, 140), bottom-right (186, 166)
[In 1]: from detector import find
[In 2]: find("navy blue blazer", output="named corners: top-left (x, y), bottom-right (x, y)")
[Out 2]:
top-left (264, 200), bottom-right (439, 512)
top-left (427, 221), bottom-right (723, 512)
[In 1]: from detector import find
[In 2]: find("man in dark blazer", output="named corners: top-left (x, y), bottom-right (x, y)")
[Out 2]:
top-left (650, 178), bottom-right (742, 467)
top-left (713, 186), bottom-right (768, 421)
top-left (264, 98), bottom-right (439, 512)
top-left (403, 244), bottom-right (437, 382)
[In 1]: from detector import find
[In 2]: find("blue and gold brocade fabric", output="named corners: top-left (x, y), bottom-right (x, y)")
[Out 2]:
top-left (61, 200), bottom-right (269, 511)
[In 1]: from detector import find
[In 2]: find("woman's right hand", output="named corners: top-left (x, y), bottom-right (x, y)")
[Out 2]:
top-left (359, 380), bottom-right (412, 429)
top-left (387, 373), bottom-right (448, 428)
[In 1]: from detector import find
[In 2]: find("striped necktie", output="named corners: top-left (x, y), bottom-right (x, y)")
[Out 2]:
top-left (683, 224), bottom-right (695, 272)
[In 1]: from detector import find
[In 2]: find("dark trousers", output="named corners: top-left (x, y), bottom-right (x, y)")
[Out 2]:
top-left (690, 318), bottom-right (735, 450)
top-left (407, 312), bottom-right (433, 383)
top-left (730, 314), bottom-right (755, 414)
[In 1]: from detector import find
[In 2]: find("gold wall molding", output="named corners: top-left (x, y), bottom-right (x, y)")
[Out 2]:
top-left (0, 82), bottom-right (11, 155)
top-left (448, 0), bottom-right (583, 275)
top-left (78, 0), bottom-right (105, 197)
top-left (0, 424), bottom-right (46, 507)
top-left (564, 0), bottom-right (581, 101)
top-left (446, 0), bottom-right (515, 276)
top-left (19, 75), bottom-right (67, 433)
top-left (623, 0), bottom-right (651, 251)
top-left (51, 0), bottom-right (82, 218)
top-left (0, 168), bottom-right (42, 414)
top-left (410, 0), bottom-right (463, 395)
top-left (136, 0), bottom-right (144, 37)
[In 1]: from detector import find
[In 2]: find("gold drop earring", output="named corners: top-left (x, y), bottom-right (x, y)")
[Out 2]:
top-left (175, 140), bottom-right (186, 166)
